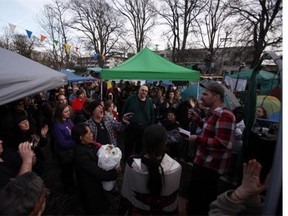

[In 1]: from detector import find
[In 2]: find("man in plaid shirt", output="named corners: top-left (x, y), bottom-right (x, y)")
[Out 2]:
top-left (186, 82), bottom-right (236, 215)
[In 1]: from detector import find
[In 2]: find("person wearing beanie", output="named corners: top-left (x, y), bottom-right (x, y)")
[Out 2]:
top-left (85, 98), bottom-right (132, 147)
top-left (185, 82), bottom-right (236, 215)
top-left (5, 111), bottom-right (48, 176)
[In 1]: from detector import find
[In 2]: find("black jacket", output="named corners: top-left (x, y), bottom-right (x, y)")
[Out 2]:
top-left (74, 143), bottom-right (118, 215)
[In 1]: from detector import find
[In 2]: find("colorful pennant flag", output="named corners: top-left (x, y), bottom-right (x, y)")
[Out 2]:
top-left (8, 23), bottom-right (16, 32)
top-left (92, 52), bottom-right (99, 60)
top-left (75, 47), bottom-right (79, 52)
top-left (40, 34), bottom-right (47, 42)
top-left (53, 39), bottom-right (59, 45)
top-left (25, 30), bottom-right (33, 39)
top-left (65, 43), bottom-right (71, 53)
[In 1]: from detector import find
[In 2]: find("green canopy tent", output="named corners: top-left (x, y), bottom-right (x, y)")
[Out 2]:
top-left (227, 69), bottom-right (279, 95)
top-left (88, 67), bottom-right (102, 73)
top-left (101, 47), bottom-right (200, 81)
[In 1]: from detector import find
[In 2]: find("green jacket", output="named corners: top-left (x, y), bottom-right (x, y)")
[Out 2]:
top-left (122, 94), bottom-right (155, 126)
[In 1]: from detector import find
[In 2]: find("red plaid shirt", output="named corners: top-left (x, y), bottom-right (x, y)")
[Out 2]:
top-left (194, 104), bottom-right (235, 174)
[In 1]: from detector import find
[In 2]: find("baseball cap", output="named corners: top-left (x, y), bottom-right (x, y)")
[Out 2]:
top-left (200, 82), bottom-right (225, 99)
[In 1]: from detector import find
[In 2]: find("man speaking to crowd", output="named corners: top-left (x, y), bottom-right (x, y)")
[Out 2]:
top-left (186, 82), bottom-right (236, 215)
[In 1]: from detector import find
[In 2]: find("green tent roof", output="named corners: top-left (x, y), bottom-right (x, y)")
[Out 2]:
top-left (101, 47), bottom-right (200, 81)
top-left (228, 69), bottom-right (280, 95)
top-left (229, 69), bottom-right (279, 81)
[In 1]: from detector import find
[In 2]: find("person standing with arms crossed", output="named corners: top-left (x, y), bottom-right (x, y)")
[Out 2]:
top-left (186, 82), bottom-right (236, 215)
top-left (122, 85), bottom-right (155, 159)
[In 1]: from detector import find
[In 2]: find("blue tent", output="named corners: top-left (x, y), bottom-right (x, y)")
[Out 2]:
top-left (145, 80), bottom-right (174, 87)
top-left (59, 70), bottom-right (96, 83)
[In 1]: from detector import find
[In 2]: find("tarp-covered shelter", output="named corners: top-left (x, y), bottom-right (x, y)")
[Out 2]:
top-left (181, 80), bottom-right (241, 110)
top-left (59, 70), bottom-right (96, 83)
top-left (257, 95), bottom-right (281, 117)
top-left (101, 48), bottom-right (200, 81)
top-left (225, 69), bottom-right (279, 95)
top-left (88, 67), bottom-right (102, 73)
top-left (0, 48), bottom-right (67, 106)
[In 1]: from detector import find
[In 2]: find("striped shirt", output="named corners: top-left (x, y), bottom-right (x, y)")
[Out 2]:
top-left (85, 115), bottom-right (126, 146)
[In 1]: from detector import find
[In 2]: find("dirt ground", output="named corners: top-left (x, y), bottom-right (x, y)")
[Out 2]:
top-left (41, 135), bottom-right (235, 215)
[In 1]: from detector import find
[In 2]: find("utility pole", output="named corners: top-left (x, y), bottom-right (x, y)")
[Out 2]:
top-left (155, 44), bottom-right (159, 51)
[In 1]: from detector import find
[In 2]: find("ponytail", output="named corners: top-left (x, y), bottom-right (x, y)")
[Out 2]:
top-left (142, 124), bottom-right (167, 196)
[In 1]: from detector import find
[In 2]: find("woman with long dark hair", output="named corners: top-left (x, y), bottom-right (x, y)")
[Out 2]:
top-left (119, 124), bottom-right (182, 215)
top-left (72, 123), bottom-right (121, 215)
top-left (51, 103), bottom-right (76, 192)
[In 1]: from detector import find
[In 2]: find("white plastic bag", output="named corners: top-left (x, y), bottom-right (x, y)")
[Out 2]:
top-left (97, 144), bottom-right (122, 191)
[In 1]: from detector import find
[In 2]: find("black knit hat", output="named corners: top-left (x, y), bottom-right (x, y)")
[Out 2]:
top-left (86, 98), bottom-right (102, 114)
top-left (14, 112), bottom-right (28, 125)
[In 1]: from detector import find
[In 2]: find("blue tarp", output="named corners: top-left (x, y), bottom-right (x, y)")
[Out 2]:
top-left (59, 70), bottom-right (96, 83)
top-left (145, 80), bottom-right (174, 87)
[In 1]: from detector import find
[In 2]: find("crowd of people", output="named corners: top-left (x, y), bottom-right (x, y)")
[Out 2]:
top-left (0, 80), bottom-right (274, 215)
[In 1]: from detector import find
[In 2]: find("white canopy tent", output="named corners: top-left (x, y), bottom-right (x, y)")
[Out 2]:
top-left (0, 48), bottom-right (67, 106)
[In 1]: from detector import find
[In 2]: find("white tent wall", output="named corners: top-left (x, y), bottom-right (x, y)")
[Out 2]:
top-left (0, 48), bottom-right (67, 105)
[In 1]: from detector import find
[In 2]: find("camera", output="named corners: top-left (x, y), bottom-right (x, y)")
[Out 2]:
top-left (30, 140), bottom-right (35, 149)
top-left (30, 137), bottom-right (37, 149)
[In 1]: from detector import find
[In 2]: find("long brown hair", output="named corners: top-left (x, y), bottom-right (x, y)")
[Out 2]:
top-left (53, 103), bottom-right (70, 123)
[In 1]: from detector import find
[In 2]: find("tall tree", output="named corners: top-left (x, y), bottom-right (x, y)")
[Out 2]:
top-left (11, 34), bottom-right (40, 59)
top-left (68, 0), bottom-right (124, 67)
top-left (112, 0), bottom-right (157, 52)
top-left (229, 0), bottom-right (282, 68)
top-left (194, 0), bottom-right (233, 74)
top-left (159, 0), bottom-right (204, 62)
top-left (38, 0), bottom-right (71, 69)
top-left (0, 27), bottom-right (14, 49)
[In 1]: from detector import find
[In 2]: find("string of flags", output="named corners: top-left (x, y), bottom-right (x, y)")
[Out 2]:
top-left (2, 19), bottom-right (104, 59)
top-left (6, 22), bottom-right (80, 53)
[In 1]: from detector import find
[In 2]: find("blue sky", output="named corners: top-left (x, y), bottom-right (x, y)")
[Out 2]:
top-left (0, 0), bottom-right (166, 50)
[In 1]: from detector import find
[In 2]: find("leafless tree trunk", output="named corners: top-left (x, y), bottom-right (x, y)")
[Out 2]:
top-left (159, 0), bottom-right (205, 62)
top-left (38, 0), bottom-right (70, 69)
top-left (229, 0), bottom-right (282, 68)
top-left (11, 34), bottom-right (40, 59)
top-left (0, 27), bottom-right (14, 49)
top-left (68, 0), bottom-right (124, 67)
top-left (112, 0), bottom-right (157, 52)
top-left (194, 0), bottom-right (233, 75)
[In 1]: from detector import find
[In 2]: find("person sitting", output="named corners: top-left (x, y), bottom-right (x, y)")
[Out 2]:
top-left (256, 106), bottom-right (268, 119)
top-left (159, 110), bottom-right (182, 159)
top-left (119, 124), bottom-right (182, 215)
top-left (209, 159), bottom-right (269, 215)
top-left (0, 171), bottom-right (48, 215)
